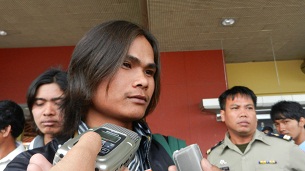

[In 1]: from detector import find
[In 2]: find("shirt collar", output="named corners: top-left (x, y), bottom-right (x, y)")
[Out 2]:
top-left (0, 141), bottom-right (25, 163)
top-left (221, 130), bottom-right (268, 154)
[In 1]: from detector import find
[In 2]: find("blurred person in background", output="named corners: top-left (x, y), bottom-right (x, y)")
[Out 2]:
top-left (270, 100), bottom-right (305, 151)
top-left (26, 68), bottom-right (67, 149)
top-left (261, 126), bottom-right (274, 134)
top-left (0, 100), bottom-right (25, 170)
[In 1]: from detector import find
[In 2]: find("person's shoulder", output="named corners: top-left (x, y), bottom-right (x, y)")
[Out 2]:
top-left (4, 139), bottom-right (62, 171)
top-left (4, 148), bottom-right (36, 170)
top-left (206, 140), bottom-right (224, 155)
top-left (260, 132), bottom-right (296, 149)
top-left (264, 132), bottom-right (293, 142)
top-left (152, 133), bottom-right (187, 156)
top-left (28, 135), bottom-right (44, 150)
top-left (299, 140), bottom-right (305, 151)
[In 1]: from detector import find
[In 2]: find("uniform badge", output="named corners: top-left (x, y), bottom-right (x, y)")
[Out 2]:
top-left (219, 159), bottom-right (227, 165)
top-left (219, 160), bottom-right (229, 170)
top-left (219, 166), bottom-right (230, 171)
top-left (258, 160), bottom-right (277, 164)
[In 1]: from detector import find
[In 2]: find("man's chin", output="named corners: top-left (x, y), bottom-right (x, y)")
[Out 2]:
top-left (237, 129), bottom-right (253, 136)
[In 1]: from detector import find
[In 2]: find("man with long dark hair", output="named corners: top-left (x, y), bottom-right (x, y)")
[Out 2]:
top-left (26, 68), bottom-right (67, 149)
top-left (5, 20), bottom-right (183, 171)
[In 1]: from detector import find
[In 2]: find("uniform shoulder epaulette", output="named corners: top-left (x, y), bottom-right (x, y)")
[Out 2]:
top-left (206, 140), bottom-right (223, 155)
top-left (266, 132), bottom-right (292, 141)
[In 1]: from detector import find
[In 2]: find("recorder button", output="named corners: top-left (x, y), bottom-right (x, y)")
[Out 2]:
top-left (98, 148), bottom-right (110, 156)
top-left (104, 142), bottom-right (115, 150)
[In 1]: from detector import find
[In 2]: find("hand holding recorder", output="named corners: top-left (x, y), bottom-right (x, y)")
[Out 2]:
top-left (27, 131), bottom-right (102, 171)
top-left (28, 123), bottom-right (141, 171)
top-left (168, 158), bottom-right (220, 171)
top-left (168, 144), bottom-right (221, 171)
top-left (53, 123), bottom-right (141, 171)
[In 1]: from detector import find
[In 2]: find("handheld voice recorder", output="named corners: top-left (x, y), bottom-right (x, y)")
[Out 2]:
top-left (53, 123), bottom-right (141, 171)
top-left (173, 144), bottom-right (203, 171)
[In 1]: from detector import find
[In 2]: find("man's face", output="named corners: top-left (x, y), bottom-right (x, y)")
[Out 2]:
top-left (274, 117), bottom-right (305, 142)
top-left (32, 83), bottom-right (64, 135)
top-left (221, 94), bottom-right (257, 137)
top-left (88, 35), bottom-right (156, 128)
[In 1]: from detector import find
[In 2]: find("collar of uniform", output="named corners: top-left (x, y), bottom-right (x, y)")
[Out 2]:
top-left (221, 132), bottom-right (239, 154)
top-left (221, 130), bottom-right (269, 154)
top-left (253, 129), bottom-right (270, 144)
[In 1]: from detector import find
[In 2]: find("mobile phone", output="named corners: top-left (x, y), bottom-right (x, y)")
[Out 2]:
top-left (173, 144), bottom-right (203, 171)
top-left (53, 123), bottom-right (141, 171)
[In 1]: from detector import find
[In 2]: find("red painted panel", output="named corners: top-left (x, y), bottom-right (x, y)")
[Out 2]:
top-left (160, 52), bottom-right (186, 85)
top-left (147, 50), bottom-right (227, 153)
top-left (0, 46), bottom-right (74, 103)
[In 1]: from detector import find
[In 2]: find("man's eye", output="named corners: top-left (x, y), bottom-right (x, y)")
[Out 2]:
top-left (54, 100), bottom-right (62, 106)
top-left (122, 62), bottom-right (131, 69)
top-left (145, 70), bottom-right (155, 76)
top-left (34, 101), bottom-right (44, 106)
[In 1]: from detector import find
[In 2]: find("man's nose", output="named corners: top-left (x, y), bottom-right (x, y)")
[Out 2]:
top-left (43, 102), bottom-right (55, 116)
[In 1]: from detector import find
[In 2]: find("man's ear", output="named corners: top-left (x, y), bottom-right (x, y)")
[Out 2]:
top-left (299, 117), bottom-right (305, 127)
top-left (220, 110), bottom-right (225, 122)
top-left (1, 125), bottom-right (12, 137)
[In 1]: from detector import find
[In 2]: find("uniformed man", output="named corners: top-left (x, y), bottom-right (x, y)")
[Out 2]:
top-left (206, 86), bottom-right (305, 171)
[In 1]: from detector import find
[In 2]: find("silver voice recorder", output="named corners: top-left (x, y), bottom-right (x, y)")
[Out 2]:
top-left (173, 144), bottom-right (203, 171)
top-left (53, 123), bottom-right (141, 171)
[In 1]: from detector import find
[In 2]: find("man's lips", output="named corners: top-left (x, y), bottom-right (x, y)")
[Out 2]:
top-left (238, 121), bottom-right (250, 126)
top-left (128, 95), bottom-right (148, 104)
top-left (41, 120), bottom-right (58, 126)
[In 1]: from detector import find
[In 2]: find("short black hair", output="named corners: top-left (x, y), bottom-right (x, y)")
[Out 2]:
top-left (270, 100), bottom-right (305, 128)
top-left (218, 86), bottom-right (257, 110)
top-left (261, 126), bottom-right (274, 133)
top-left (0, 100), bottom-right (25, 138)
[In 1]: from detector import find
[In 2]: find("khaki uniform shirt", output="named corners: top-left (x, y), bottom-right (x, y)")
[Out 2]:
top-left (207, 130), bottom-right (305, 171)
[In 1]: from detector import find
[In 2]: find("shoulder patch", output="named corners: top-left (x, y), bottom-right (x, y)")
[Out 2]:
top-left (206, 140), bottom-right (223, 155)
top-left (266, 132), bottom-right (292, 141)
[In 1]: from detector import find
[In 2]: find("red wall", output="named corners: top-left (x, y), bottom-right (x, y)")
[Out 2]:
top-left (147, 50), bottom-right (227, 155)
top-left (0, 47), bottom-right (74, 103)
top-left (0, 47), bottom-right (227, 155)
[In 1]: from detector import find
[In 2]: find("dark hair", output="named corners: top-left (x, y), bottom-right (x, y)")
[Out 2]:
top-left (261, 126), bottom-right (274, 133)
top-left (0, 100), bottom-right (25, 138)
top-left (61, 20), bottom-right (161, 137)
top-left (270, 100), bottom-right (305, 128)
top-left (26, 68), bottom-right (67, 133)
top-left (218, 86), bottom-right (257, 110)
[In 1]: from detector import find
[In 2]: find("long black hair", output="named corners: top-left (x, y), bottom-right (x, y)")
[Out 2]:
top-left (61, 20), bottom-right (161, 137)
top-left (26, 68), bottom-right (67, 134)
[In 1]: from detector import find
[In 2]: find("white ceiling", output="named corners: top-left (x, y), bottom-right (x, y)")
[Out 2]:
top-left (1, 0), bottom-right (305, 63)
